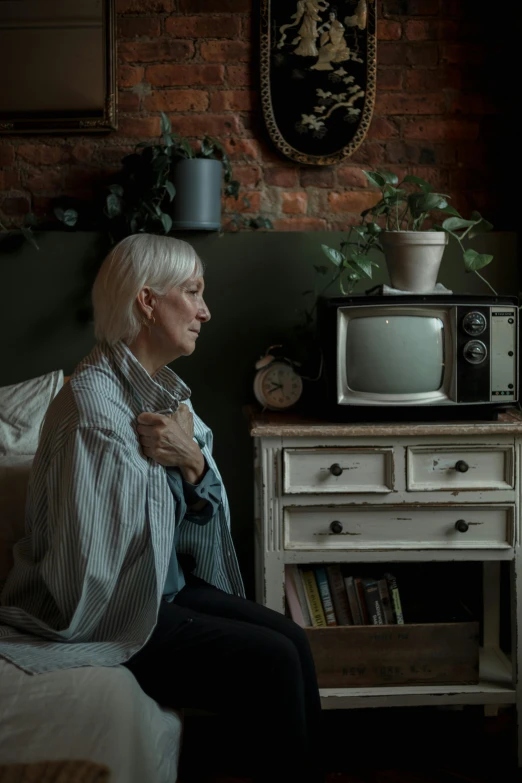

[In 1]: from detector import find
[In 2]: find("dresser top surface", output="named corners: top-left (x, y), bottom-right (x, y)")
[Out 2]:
top-left (244, 405), bottom-right (522, 438)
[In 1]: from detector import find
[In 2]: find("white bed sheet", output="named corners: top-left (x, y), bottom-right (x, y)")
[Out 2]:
top-left (0, 658), bottom-right (182, 783)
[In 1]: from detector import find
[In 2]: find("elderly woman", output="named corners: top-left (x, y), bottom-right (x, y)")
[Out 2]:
top-left (0, 235), bottom-right (324, 783)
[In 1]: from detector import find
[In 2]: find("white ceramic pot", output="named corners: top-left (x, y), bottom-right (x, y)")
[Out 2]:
top-left (380, 231), bottom-right (449, 292)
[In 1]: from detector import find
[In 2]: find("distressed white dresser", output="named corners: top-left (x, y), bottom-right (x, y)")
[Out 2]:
top-left (247, 406), bottom-right (522, 765)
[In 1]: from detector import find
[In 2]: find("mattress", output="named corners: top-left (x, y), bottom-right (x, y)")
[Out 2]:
top-left (0, 658), bottom-right (182, 783)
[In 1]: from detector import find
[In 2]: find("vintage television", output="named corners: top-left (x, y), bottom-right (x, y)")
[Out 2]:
top-left (316, 294), bottom-right (518, 420)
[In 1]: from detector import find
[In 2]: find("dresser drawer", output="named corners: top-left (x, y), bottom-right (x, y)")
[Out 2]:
top-left (283, 447), bottom-right (394, 494)
top-left (407, 445), bottom-right (514, 491)
top-left (283, 504), bottom-right (514, 551)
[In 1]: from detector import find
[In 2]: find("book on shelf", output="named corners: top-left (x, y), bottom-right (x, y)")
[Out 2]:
top-left (354, 577), bottom-right (370, 624)
top-left (284, 565), bottom-right (307, 628)
top-left (292, 566), bottom-right (312, 626)
top-left (344, 575), bottom-right (363, 625)
top-left (361, 577), bottom-right (385, 625)
top-left (384, 572), bottom-right (405, 624)
top-left (326, 564), bottom-right (352, 625)
top-left (377, 577), bottom-right (395, 624)
top-left (314, 566), bottom-right (337, 626)
top-left (301, 568), bottom-right (327, 627)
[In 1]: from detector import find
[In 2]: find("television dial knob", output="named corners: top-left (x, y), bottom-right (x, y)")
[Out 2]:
top-left (462, 311), bottom-right (487, 336)
top-left (329, 463), bottom-right (343, 476)
top-left (330, 520), bottom-right (343, 534)
top-left (463, 340), bottom-right (487, 365)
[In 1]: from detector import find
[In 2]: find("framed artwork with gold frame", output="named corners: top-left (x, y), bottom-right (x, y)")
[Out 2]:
top-left (260, 0), bottom-right (376, 165)
top-left (0, 0), bottom-right (116, 135)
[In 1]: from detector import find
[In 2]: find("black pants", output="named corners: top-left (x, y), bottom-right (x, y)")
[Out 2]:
top-left (124, 574), bottom-right (324, 783)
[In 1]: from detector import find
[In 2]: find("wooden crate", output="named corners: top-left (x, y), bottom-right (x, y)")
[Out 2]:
top-left (305, 622), bottom-right (479, 688)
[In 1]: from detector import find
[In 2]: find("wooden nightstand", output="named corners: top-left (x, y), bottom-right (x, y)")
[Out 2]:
top-left (246, 406), bottom-right (522, 765)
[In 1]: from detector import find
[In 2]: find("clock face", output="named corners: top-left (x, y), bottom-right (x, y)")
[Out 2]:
top-left (255, 362), bottom-right (303, 410)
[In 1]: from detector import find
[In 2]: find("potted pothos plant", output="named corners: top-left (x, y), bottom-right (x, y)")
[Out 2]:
top-left (103, 112), bottom-right (271, 237)
top-left (54, 112), bottom-right (271, 238)
top-left (321, 169), bottom-right (497, 295)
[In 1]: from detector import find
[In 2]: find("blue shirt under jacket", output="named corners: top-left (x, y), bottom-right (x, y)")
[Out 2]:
top-left (163, 466), bottom-right (222, 600)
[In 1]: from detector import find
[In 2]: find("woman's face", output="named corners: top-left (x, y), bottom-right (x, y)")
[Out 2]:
top-left (154, 274), bottom-right (210, 360)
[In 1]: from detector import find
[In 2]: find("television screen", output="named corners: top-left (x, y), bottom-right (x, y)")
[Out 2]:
top-left (346, 315), bottom-right (445, 394)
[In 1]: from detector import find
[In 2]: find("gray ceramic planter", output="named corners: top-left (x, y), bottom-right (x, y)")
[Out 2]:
top-left (170, 158), bottom-right (223, 231)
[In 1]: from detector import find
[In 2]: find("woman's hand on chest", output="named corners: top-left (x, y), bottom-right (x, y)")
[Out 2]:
top-left (136, 404), bottom-right (205, 483)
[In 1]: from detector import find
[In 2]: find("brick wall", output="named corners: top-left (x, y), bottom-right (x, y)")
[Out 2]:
top-left (0, 0), bottom-right (515, 231)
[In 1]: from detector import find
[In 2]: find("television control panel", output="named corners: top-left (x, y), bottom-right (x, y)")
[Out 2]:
top-left (456, 305), bottom-right (517, 403)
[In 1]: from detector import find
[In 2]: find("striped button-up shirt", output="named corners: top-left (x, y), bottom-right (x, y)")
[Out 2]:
top-left (0, 341), bottom-right (244, 674)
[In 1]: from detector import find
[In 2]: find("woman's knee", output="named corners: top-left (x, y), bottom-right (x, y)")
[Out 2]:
top-left (287, 619), bottom-right (309, 644)
top-left (275, 617), bottom-right (313, 656)
top-left (259, 631), bottom-right (304, 687)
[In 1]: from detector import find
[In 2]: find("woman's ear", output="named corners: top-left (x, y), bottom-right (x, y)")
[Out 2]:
top-left (136, 286), bottom-right (157, 319)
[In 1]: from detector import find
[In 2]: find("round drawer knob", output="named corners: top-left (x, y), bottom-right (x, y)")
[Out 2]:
top-left (330, 520), bottom-right (343, 534)
top-left (455, 519), bottom-right (469, 533)
top-left (330, 463), bottom-right (343, 477)
top-left (455, 460), bottom-right (469, 473)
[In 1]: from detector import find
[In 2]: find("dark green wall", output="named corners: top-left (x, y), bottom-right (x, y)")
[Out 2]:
top-left (1, 231), bottom-right (519, 596)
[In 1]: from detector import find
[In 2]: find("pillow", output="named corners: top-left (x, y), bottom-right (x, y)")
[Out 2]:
top-left (0, 370), bottom-right (63, 456)
top-left (0, 371), bottom-right (63, 583)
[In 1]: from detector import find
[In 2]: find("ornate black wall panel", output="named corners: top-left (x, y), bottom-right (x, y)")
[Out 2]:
top-left (260, 0), bottom-right (377, 165)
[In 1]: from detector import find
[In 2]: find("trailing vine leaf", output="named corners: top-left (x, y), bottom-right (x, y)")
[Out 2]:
top-left (54, 207), bottom-right (79, 227)
top-left (350, 225), bottom-right (368, 238)
top-left (383, 185), bottom-right (406, 200)
top-left (463, 248), bottom-right (494, 272)
top-left (363, 170), bottom-right (386, 188)
top-left (160, 213), bottom-right (173, 234)
top-left (349, 252), bottom-right (379, 279)
top-left (160, 111), bottom-right (172, 144)
top-left (442, 217), bottom-right (477, 233)
top-left (165, 181), bottom-right (176, 202)
top-left (439, 204), bottom-right (461, 217)
top-left (225, 180), bottom-right (241, 199)
top-left (321, 245), bottom-right (345, 267)
top-left (409, 192), bottom-right (448, 219)
top-left (105, 194), bottom-right (122, 219)
top-left (200, 137), bottom-right (215, 157)
top-left (248, 216), bottom-right (273, 229)
top-left (467, 212), bottom-right (493, 239)
top-left (402, 174), bottom-right (433, 193)
top-left (381, 171), bottom-right (399, 186)
top-left (170, 132), bottom-right (194, 159)
top-left (151, 153), bottom-right (170, 174)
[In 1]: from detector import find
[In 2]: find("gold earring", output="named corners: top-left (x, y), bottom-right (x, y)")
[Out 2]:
top-left (149, 314), bottom-right (156, 326)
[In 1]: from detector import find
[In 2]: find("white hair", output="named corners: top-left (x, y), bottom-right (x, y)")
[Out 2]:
top-left (92, 234), bottom-right (204, 345)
